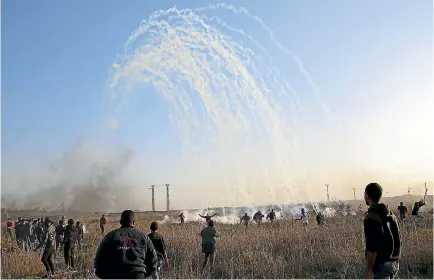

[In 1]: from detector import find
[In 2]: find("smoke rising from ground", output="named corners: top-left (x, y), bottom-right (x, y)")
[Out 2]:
top-left (158, 204), bottom-right (340, 225)
top-left (1, 140), bottom-right (151, 212)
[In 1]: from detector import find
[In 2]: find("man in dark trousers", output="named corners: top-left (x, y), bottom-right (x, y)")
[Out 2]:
top-left (397, 202), bottom-right (408, 221)
top-left (148, 221), bottom-right (169, 279)
top-left (267, 209), bottom-right (276, 224)
top-left (364, 183), bottom-right (401, 279)
top-left (35, 217), bottom-right (56, 278)
top-left (63, 219), bottom-right (78, 270)
top-left (99, 214), bottom-right (107, 234)
top-left (55, 220), bottom-right (65, 254)
top-left (94, 210), bottom-right (158, 279)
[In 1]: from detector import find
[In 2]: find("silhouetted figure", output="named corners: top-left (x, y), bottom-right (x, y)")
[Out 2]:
top-left (316, 211), bottom-right (325, 226)
top-left (75, 221), bottom-right (84, 249)
top-left (267, 209), bottom-right (276, 224)
top-left (295, 208), bottom-right (309, 225)
top-left (240, 213), bottom-right (250, 228)
top-left (199, 213), bottom-right (216, 223)
top-left (412, 199), bottom-right (425, 216)
top-left (148, 221), bottom-right (169, 279)
top-left (55, 220), bottom-right (65, 254)
top-left (178, 213), bottom-right (185, 224)
top-left (100, 215), bottom-right (107, 234)
top-left (63, 219), bottom-right (77, 270)
top-left (397, 202), bottom-right (408, 220)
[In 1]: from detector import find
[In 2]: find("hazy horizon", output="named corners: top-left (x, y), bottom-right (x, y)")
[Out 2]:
top-left (1, 1), bottom-right (433, 212)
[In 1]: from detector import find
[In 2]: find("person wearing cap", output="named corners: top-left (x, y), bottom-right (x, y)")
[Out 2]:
top-left (94, 210), bottom-right (158, 279)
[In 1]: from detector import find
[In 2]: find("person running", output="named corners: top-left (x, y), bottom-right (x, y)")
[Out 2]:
top-left (55, 220), bottom-right (65, 254)
top-left (63, 219), bottom-right (77, 270)
top-left (252, 211), bottom-right (264, 225)
top-left (267, 209), bottom-right (276, 224)
top-left (199, 213), bottom-right (216, 223)
top-left (240, 213), bottom-right (251, 228)
top-left (148, 221), bottom-right (169, 279)
top-left (99, 214), bottom-right (107, 234)
top-left (200, 220), bottom-right (220, 271)
top-left (35, 217), bottom-right (56, 278)
top-left (397, 202), bottom-right (408, 221)
top-left (363, 183), bottom-right (401, 279)
top-left (178, 212), bottom-right (185, 224)
top-left (316, 211), bottom-right (325, 226)
top-left (295, 208), bottom-right (309, 225)
top-left (94, 210), bottom-right (158, 279)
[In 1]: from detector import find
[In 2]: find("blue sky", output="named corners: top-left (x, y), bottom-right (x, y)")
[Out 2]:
top-left (1, 0), bottom-right (432, 207)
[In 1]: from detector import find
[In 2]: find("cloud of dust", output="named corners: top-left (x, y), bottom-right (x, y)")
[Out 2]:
top-left (1, 139), bottom-right (153, 212)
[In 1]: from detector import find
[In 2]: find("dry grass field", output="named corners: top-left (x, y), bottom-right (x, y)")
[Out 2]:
top-left (1, 213), bottom-right (433, 279)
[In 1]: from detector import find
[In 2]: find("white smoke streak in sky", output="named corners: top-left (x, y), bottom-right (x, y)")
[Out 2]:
top-left (108, 4), bottom-right (334, 208)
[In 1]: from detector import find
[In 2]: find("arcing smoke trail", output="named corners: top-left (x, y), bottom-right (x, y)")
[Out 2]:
top-left (108, 4), bottom-right (333, 208)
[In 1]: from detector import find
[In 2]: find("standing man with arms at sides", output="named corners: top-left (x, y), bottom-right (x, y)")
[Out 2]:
top-left (55, 220), bottom-right (65, 254)
top-left (35, 217), bottom-right (56, 278)
top-left (397, 202), bottom-right (407, 221)
top-left (148, 221), bottom-right (169, 279)
top-left (63, 219), bottom-right (78, 270)
top-left (200, 220), bottom-right (220, 271)
top-left (100, 214), bottom-right (107, 234)
top-left (364, 183), bottom-right (401, 279)
top-left (94, 210), bottom-right (158, 279)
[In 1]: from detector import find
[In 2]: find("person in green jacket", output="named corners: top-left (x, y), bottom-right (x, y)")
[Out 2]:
top-left (200, 220), bottom-right (220, 270)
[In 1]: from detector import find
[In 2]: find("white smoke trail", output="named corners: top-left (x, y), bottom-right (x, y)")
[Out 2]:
top-left (108, 5), bottom-right (333, 208)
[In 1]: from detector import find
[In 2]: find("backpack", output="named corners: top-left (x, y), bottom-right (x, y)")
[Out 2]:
top-left (366, 212), bottom-right (401, 261)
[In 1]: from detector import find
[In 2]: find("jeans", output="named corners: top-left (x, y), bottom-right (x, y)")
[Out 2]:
top-left (373, 261), bottom-right (399, 279)
top-left (41, 246), bottom-right (55, 275)
top-left (64, 244), bottom-right (76, 268)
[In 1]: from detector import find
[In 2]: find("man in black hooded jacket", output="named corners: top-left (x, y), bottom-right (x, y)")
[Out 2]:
top-left (364, 183), bottom-right (401, 279)
top-left (94, 210), bottom-right (158, 279)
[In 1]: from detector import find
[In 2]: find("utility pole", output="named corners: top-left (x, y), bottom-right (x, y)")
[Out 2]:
top-left (352, 188), bottom-right (356, 200)
top-left (166, 184), bottom-right (170, 212)
top-left (325, 184), bottom-right (330, 202)
top-left (150, 185), bottom-right (155, 212)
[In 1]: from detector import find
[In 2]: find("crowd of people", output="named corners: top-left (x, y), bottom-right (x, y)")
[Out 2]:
top-left (2, 182), bottom-right (430, 279)
top-left (4, 215), bottom-right (86, 277)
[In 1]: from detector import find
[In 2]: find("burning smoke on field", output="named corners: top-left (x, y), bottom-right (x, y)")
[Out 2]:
top-left (1, 140), bottom-right (151, 212)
